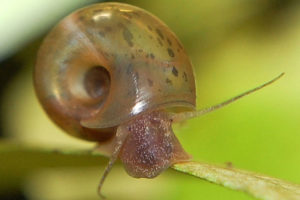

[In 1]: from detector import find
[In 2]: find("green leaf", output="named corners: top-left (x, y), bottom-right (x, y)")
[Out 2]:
top-left (172, 162), bottom-right (300, 200)
top-left (1, 142), bottom-right (300, 200)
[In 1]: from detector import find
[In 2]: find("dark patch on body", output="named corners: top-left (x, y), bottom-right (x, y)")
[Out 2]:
top-left (183, 72), bottom-right (188, 82)
top-left (172, 66), bottom-right (178, 77)
top-left (131, 54), bottom-right (135, 59)
top-left (123, 28), bottom-right (134, 47)
top-left (99, 31), bottom-right (106, 37)
top-left (166, 78), bottom-right (172, 85)
top-left (138, 49), bottom-right (143, 53)
top-left (147, 25), bottom-right (153, 31)
top-left (105, 26), bottom-right (112, 32)
top-left (147, 79), bottom-right (153, 87)
top-left (167, 48), bottom-right (175, 57)
top-left (156, 28), bottom-right (164, 40)
top-left (126, 63), bottom-right (133, 75)
top-left (157, 37), bottom-right (163, 46)
top-left (150, 53), bottom-right (155, 59)
top-left (79, 16), bottom-right (85, 21)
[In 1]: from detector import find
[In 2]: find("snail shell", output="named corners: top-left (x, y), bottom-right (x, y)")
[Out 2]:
top-left (34, 2), bottom-right (196, 142)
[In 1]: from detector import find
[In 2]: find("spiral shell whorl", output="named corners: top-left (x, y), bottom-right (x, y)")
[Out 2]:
top-left (34, 3), bottom-right (196, 141)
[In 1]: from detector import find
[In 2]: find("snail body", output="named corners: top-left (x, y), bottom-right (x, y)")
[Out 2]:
top-left (34, 2), bottom-right (283, 197)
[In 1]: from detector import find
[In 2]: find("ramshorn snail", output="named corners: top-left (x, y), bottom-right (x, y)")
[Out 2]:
top-left (34, 2), bottom-right (284, 197)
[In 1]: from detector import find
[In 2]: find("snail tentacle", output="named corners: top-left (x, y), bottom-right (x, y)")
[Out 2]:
top-left (97, 125), bottom-right (129, 198)
top-left (172, 73), bottom-right (285, 122)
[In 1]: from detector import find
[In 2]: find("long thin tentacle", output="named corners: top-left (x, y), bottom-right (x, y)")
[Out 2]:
top-left (172, 73), bottom-right (284, 122)
top-left (97, 126), bottom-right (128, 199)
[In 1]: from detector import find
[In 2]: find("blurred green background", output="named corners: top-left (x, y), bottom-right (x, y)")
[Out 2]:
top-left (0, 0), bottom-right (299, 199)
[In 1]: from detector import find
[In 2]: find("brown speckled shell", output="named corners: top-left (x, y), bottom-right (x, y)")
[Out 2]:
top-left (34, 3), bottom-right (196, 141)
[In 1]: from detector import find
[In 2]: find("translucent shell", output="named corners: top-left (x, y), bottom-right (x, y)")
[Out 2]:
top-left (34, 3), bottom-right (196, 141)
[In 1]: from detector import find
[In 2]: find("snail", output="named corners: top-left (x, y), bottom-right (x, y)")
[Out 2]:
top-left (34, 2), bottom-right (284, 198)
